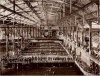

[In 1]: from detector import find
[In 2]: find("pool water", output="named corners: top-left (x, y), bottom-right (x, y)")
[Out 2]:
top-left (1, 63), bottom-right (83, 75)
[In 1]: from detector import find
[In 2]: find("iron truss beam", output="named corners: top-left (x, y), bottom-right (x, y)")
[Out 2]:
top-left (8, 0), bottom-right (37, 22)
top-left (0, 4), bottom-right (35, 23)
top-left (72, 0), bottom-right (99, 14)
top-left (23, 0), bottom-right (41, 20)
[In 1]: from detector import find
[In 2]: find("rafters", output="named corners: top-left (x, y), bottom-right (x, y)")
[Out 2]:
top-left (0, 0), bottom-right (99, 26)
top-left (72, 0), bottom-right (99, 14)
top-left (0, 4), bottom-right (35, 23)
top-left (8, 0), bottom-right (38, 22)
top-left (23, 0), bottom-right (41, 20)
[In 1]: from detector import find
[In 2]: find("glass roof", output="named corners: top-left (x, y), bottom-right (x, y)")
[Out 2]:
top-left (0, 0), bottom-right (99, 26)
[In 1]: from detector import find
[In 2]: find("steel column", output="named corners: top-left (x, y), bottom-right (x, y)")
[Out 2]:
top-left (89, 21), bottom-right (92, 54)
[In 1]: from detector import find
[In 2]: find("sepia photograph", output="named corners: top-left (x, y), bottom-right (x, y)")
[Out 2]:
top-left (0, 0), bottom-right (100, 75)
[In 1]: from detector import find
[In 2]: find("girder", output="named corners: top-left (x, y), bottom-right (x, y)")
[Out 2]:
top-left (0, 4), bottom-right (35, 23)
top-left (8, 0), bottom-right (37, 22)
top-left (23, 0), bottom-right (41, 20)
top-left (72, 0), bottom-right (99, 14)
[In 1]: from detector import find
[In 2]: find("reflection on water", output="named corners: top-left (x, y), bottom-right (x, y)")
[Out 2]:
top-left (1, 63), bottom-right (83, 75)
top-left (0, 45), bottom-right (83, 75)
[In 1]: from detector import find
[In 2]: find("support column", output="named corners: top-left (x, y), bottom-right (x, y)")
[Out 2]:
top-left (21, 25), bottom-right (23, 50)
top-left (6, 26), bottom-right (9, 55)
top-left (38, 26), bottom-right (40, 38)
top-left (82, 11), bottom-right (85, 47)
top-left (65, 21), bottom-right (67, 37)
top-left (27, 26), bottom-right (28, 38)
top-left (63, 24), bottom-right (64, 36)
top-left (0, 26), bottom-right (0, 54)
top-left (36, 25), bottom-right (38, 38)
top-left (89, 21), bottom-right (92, 54)
top-left (73, 26), bottom-right (74, 41)
top-left (30, 26), bottom-right (32, 38)
top-left (75, 16), bottom-right (77, 42)
top-left (60, 9), bottom-right (62, 19)
top-left (70, 0), bottom-right (72, 14)
top-left (97, 3), bottom-right (100, 25)
top-left (13, 16), bottom-right (15, 52)
top-left (33, 26), bottom-right (34, 38)
top-left (82, 26), bottom-right (84, 46)
top-left (68, 24), bottom-right (70, 38)
top-left (13, 0), bottom-right (15, 53)
top-left (70, 17), bottom-right (71, 39)
top-left (70, 0), bottom-right (72, 40)
top-left (76, 26), bottom-right (79, 46)
top-left (63, 0), bottom-right (65, 17)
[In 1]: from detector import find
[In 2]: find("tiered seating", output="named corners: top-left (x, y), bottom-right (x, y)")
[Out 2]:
top-left (22, 42), bottom-right (68, 56)
top-left (1, 42), bottom-right (73, 66)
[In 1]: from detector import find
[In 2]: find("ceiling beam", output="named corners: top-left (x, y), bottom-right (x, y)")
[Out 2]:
top-left (23, 0), bottom-right (41, 20)
top-left (0, 4), bottom-right (35, 23)
top-left (0, 13), bottom-right (12, 18)
top-left (72, 0), bottom-right (98, 14)
top-left (29, 0), bottom-right (46, 2)
top-left (85, 10), bottom-right (98, 16)
top-left (8, 0), bottom-right (37, 22)
top-left (64, 0), bottom-right (97, 19)
top-left (69, 0), bottom-right (98, 23)
top-left (47, 0), bottom-right (97, 21)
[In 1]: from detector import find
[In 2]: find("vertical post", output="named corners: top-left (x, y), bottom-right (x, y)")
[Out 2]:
top-left (36, 25), bottom-right (37, 38)
top-left (28, 25), bottom-right (29, 38)
top-left (65, 20), bottom-right (67, 37)
top-left (63, 24), bottom-right (64, 36)
top-left (21, 25), bottom-right (23, 50)
top-left (24, 25), bottom-right (26, 38)
top-left (89, 21), bottom-right (92, 54)
top-left (97, 3), bottom-right (100, 25)
top-left (82, 11), bottom-right (85, 46)
top-left (73, 24), bottom-right (74, 41)
top-left (6, 26), bottom-right (9, 56)
top-left (13, 0), bottom-right (15, 53)
top-left (37, 25), bottom-right (39, 38)
top-left (22, 24), bottom-right (24, 38)
top-left (30, 26), bottom-right (32, 38)
top-left (0, 26), bottom-right (0, 57)
top-left (77, 24), bottom-right (78, 46)
top-left (63, 0), bottom-right (65, 17)
top-left (46, 9), bottom-right (48, 26)
top-left (75, 16), bottom-right (77, 42)
top-left (60, 6), bottom-right (62, 19)
top-left (70, 0), bottom-right (72, 14)
top-left (99, 29), bottom-right (100, 54)
top-left (27, 25), bottom-right (28, 38)
top-left (70, 17), bottom-right (71, 39)
top-left (17, 27), bottom-right (19, 45)
top-left (13, 0), bottom-right (15, 13)
top-left (33, 26), bottom-right (34, 38)
top-left (82, 26), bottom-right (84, 46)
top-left (25, 25), bottom-right (27, 38)
top-left (70, 0), bottom-right (72, 40)
top-left (13, 15), bottom-right (15, 52)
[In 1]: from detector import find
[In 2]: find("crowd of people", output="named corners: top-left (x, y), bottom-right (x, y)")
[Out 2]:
top-left (91, 48), bottom-right (100, 59)
top-left (76, 56), bottom-right (90, 72)
top-left (76, 56), bottom-right (99, 75)
top-left (63, 36), bottom-right (100, 75)
top-left (1, 54), bottom-right (73, 64)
